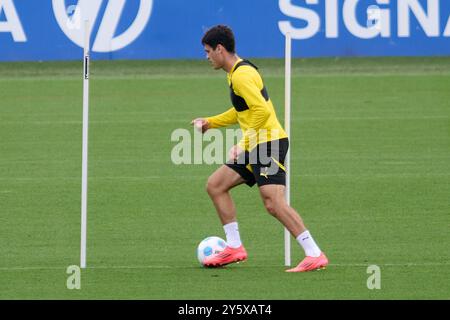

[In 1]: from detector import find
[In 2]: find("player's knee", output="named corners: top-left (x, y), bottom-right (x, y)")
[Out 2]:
top-left (206, 176), bottom-right (222, 196)
top-left (263, 198), bottom-right (278, 216)
top-left (205, 177), bottom-right (215, 195)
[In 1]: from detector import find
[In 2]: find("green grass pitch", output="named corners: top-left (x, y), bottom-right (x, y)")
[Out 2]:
top-left (0, 57), bottom-right (449, 299)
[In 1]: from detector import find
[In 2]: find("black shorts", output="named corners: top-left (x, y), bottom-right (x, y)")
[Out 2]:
top-left (226, 138), bottom-right (289, 187)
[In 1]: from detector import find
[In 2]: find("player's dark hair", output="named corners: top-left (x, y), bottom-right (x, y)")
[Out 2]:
top-left (201, 25), bottom-right (235, 53)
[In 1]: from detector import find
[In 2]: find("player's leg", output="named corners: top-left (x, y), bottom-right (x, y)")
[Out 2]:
top-left (258, 184), bottom-right (306, 238)
top-left (203, 165), bottom-right (249, 267)
top-left (206, 164), bottom-right (245, 225)
top-left (258, 184), bottom-right (328, 272)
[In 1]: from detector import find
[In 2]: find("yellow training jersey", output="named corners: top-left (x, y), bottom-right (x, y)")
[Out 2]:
top-left (205, 59), bottom-right (288, 151)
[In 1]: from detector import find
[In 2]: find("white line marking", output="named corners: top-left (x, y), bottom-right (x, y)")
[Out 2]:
top-left (1, 116), bottom-right (448, 125)
top-left (0, 173), bottom-right (449, 182)
top-left (1, 262), bottom-right (449, 271)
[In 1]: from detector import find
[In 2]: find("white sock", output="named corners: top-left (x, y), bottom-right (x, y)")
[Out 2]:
top-left (296, 230), bottom-right (321, 257)
top-left (223, 222), bottom-right (242, 248)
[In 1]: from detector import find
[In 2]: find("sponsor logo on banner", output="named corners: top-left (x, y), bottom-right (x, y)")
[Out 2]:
top-left (52, 0), bottom-right (153, 52)
top-left (278, 0), bottom-right (450, 39)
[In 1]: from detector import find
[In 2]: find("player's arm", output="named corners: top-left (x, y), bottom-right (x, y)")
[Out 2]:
top-left (205, 107), bottom-right (238, 128)
top-left (233, 71), bottom-right (270, 150)
top-left (191, 107), bottom-right (237, 133)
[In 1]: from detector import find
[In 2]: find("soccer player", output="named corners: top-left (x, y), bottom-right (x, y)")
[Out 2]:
top-left (191, 25), bottom-right (328, 272)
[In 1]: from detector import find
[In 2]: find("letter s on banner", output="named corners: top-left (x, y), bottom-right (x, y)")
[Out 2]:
top-left (278, 0), bottom-right (320, 39)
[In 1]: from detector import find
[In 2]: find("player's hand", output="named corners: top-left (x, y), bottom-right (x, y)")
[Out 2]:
top-left (229, 145), bottom-right (244, 161)
top-left (191, 118), bottom-right (209, 133)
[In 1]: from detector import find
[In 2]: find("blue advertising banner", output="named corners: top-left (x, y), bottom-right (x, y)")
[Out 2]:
top-left (0, 0), bottom-right (449, 61)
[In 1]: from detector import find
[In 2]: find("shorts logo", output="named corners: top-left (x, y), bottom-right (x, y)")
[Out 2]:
top-left (52, 0), bottom-right (153, 52)
top-left (260, 167), bottom-right (269, 179)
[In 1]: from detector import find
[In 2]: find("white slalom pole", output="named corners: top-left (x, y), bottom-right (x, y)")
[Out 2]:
top-left (81, 20), bottom-right (90, 269)
top-left (284, 32), bottom-right (292, 267)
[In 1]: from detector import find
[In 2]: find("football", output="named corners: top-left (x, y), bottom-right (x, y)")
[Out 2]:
top-left (197, 236), bottom-right (227, 265)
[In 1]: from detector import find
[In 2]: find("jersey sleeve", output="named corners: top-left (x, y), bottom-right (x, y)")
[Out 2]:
top-left (232, 70), bottom-right (271, 150)
top-left (205, 107), bottom-right (238, 128)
